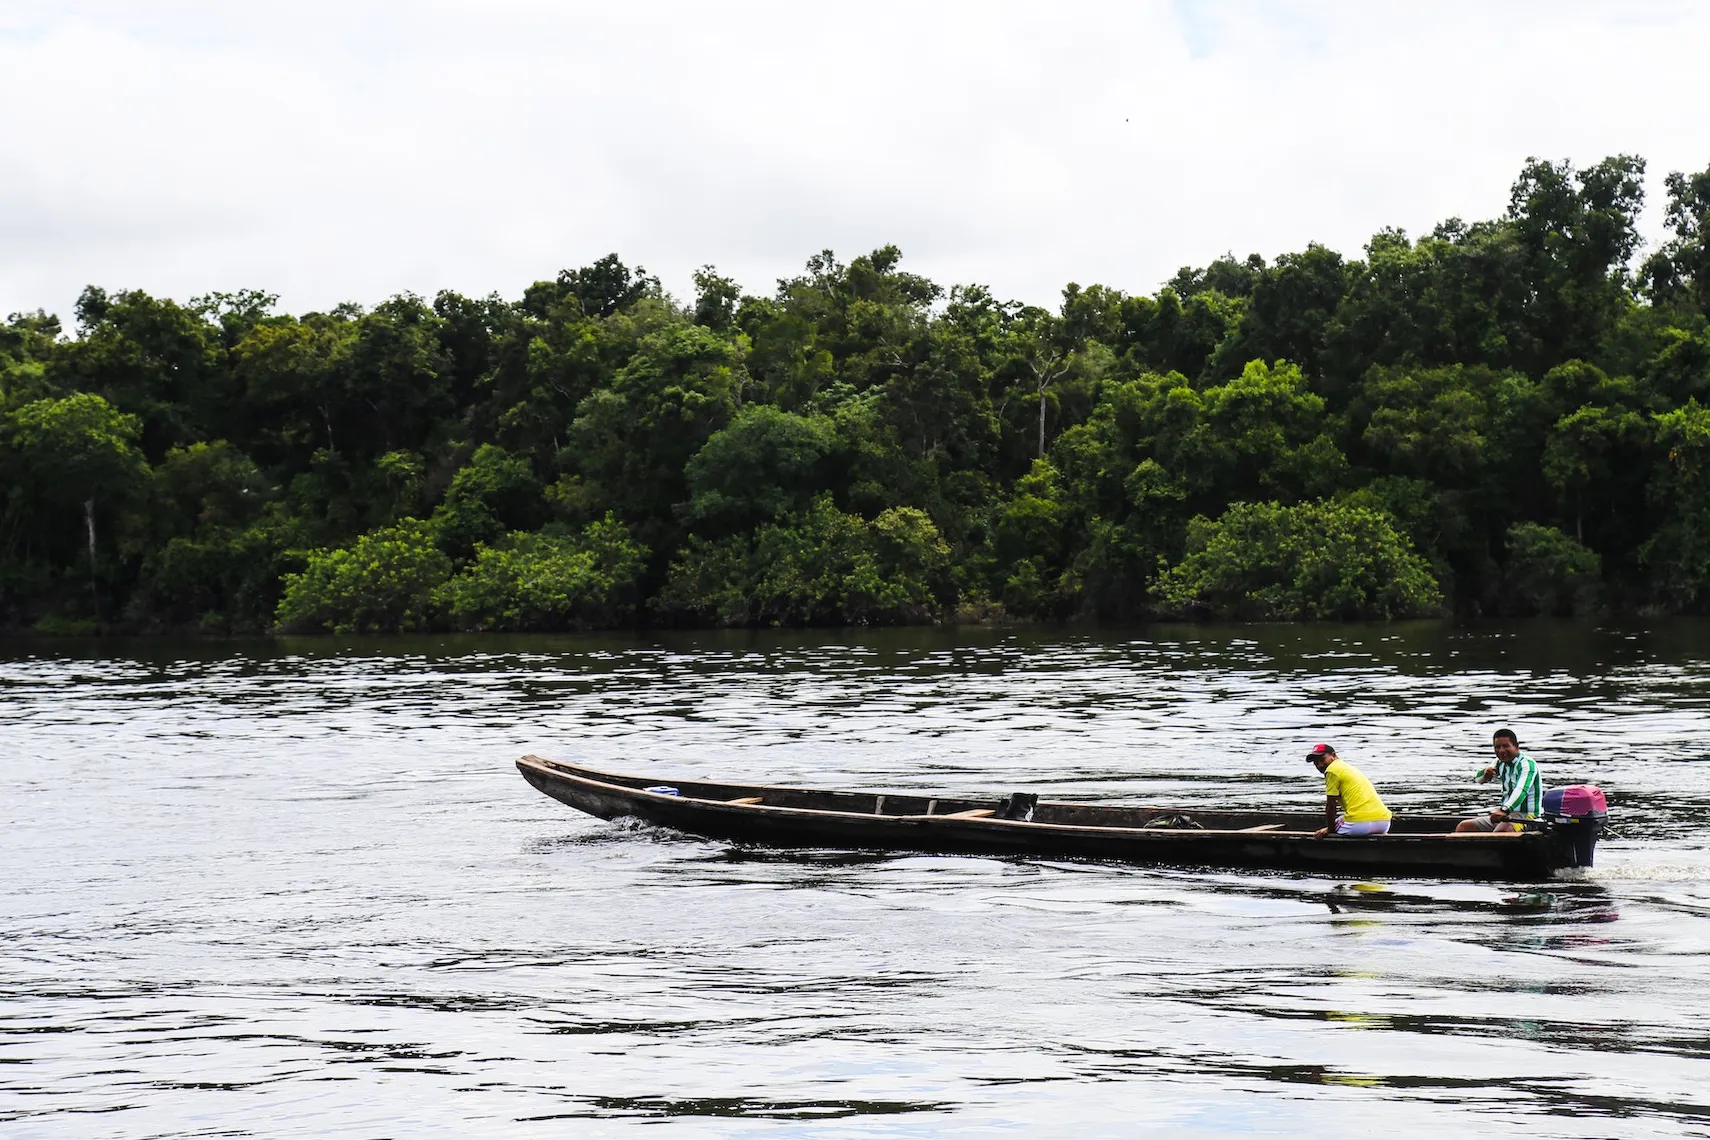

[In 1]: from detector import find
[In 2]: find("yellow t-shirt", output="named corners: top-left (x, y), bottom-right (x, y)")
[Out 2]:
top-left (1323, 758), bottom-right (1391, 823)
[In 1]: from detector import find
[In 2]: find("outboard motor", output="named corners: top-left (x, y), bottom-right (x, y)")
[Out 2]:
top-left (1542, 785), bottom-right (1608, 868)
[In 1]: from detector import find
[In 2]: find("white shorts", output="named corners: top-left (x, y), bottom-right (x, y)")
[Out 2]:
top-left (1334, 818), bottom-right (1391, 837)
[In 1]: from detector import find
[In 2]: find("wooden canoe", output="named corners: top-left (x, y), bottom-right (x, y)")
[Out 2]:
top-left (516, 755), bottom-right (1602, 880)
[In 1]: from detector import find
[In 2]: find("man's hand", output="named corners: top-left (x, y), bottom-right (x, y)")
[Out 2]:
top-left (1313, 827), bottom-right (1329, 839)
top-left (1489, 808), bottom-right (1508, 822)
top-left (1477, 766), bottom-right (1496, 783)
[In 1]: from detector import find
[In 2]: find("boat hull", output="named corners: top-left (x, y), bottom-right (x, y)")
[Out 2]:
top-left (517, 756), bottom-right (1593, 880)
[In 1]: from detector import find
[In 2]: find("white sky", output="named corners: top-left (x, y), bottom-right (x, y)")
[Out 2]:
top-left (3, 0), bottom-right (1708, 325)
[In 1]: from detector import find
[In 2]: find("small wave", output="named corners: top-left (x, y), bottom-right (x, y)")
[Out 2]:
top-left (1585, 849), bottom-right (1710, 883)
top-left (532, 814), bottom-right (700, 850)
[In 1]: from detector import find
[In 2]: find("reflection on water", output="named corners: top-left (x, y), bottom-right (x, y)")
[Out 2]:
top-left (3, 622), bottom-right (1710, 1137)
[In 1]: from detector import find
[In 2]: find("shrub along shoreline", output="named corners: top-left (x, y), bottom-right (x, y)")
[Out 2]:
top-left (2, 154), bottom-right (1707, 633)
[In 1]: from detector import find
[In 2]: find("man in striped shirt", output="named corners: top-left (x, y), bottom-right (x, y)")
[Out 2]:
top-left (1455, 728), bottom-right (1542, 832)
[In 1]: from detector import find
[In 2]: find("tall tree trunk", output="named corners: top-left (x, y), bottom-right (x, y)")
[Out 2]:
top-left (84, 497), bottom-right (100, 621)
top-left (1038, 382), bottom-right (1048, 458)
top-left (1028, 353), bottom-right (1070, 459)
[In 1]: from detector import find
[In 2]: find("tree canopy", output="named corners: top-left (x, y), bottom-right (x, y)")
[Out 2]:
top-left (5, 155), bottom-right (1710, 632)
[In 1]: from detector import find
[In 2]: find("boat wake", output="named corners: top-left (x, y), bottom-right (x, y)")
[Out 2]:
top-left (533, 815), bottom-right (700, 849)
top-left (1583, 846), bottom-right (1710, 883)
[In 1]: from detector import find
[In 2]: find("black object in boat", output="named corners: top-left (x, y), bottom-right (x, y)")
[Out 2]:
top-left (1541, 784), bottom-right (1608, 868)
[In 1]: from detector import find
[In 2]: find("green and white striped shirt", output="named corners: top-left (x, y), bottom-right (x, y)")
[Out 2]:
top-left (1498, 751), bottom-right (1543, 818)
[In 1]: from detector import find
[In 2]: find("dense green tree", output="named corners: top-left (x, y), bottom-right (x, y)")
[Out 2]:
top-left (1641, 164), bottom-right (1710, 317)
top-left (556, 254), bottom-right (661, 319)
top-left (1643, 326), bottom-right (1710, 406)
top-left (681, 405), bottom-right (841, 536)
top-left (1158, 500), bottom-right (1442, 620)
top-left (1207, 244), bottom-right (1351, 385)
top-left (1506, 155), bottom-right (1647, 372)
top-left (0, 393), bottom-right (149, 620)
top-left (192, 289), bottom-right (281, 352)
top-left (1, 310), bottom-right (63, 405)
top-left (431, 289), bottom-right (512, 405)
top-left (50, 289), bottom-right (224, 461)
top-left (692, 267), bottom-right (742, 333)
top-left (437, 516), bottom-right (647, 631)
top-left (275, 518), bottom-right (451, 633)
top-left (232, 312), bottom-right (354, 465)
top-left (566, 323), bottom-right (744, 553)
top-left (1642, 399), bottom-right (1710, 610)
top-left (987, 459), bottom-right (1073, 616)
top-left (1176, 360), bottom-right (1346, 504)
top-left (1118, 286), bottom-right (1241, 381)
top-left (1353, 364), bottom-right (1492, 484)
top-left (659, 497), bottom-right (949, 626)
top-left (140, 506), bottom-right (307, 633)
top-left (431, 443), bottom-right (543, 559)
top-left (148, 440), bottom-right (272, 535)
top-left (1501, 523), bottom-right (1601, 617)
top-left (1169, 253), bottom-right (1266, 301)
top-left (335, 295), bottom-right (455, 458)
top-left (1542, 396), bottom-right (1651, 543)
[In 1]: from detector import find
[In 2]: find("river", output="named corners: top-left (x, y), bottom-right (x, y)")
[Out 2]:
top-left (3, 623), bottom-right (1709, 1138)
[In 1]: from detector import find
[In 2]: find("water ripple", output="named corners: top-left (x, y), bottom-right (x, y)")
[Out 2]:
top-left (4, 624), bottom-right (1710, 1137)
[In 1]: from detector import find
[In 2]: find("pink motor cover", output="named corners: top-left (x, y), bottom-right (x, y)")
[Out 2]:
top-left (1557, 785), bottom-right (1607, 815)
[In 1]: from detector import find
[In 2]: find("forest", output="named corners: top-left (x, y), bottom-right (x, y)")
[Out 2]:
top-left (3, 154), bottom-right (1710, 633)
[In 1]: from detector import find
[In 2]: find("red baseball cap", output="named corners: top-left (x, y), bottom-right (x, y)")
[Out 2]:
top-left (1306, 743), bottom-right (1336, 759)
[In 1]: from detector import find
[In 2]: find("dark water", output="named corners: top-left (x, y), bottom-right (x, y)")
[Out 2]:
top-left (3, 623), bottom-right (1710, 1138)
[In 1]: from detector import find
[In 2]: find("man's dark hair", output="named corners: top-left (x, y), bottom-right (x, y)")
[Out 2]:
top-left (1493, 728), bottom-right (1519, 745)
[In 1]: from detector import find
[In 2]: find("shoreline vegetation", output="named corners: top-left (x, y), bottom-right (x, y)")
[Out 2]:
top-left (4, 154), bottom-right (1710, 635)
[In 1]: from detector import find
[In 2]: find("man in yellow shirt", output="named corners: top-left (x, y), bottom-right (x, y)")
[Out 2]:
top-left (1306, 743), bottom-right (1392, 838)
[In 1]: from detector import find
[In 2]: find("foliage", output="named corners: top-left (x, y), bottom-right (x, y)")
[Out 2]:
top-left (566, 323), bottom-right (744, 543)
top-left (1642, 399), bottom-right (1710, 610)
top-left (2, 392), bottom-right (148, 511)
top-left (989, 459), bottom-right (1073, 616)
top-left (1157, 500), bottom-right (1443, 620)
top-left (659, 497), bottom-right (949, 625)
top-left (275, 519), bottom-right (451, 633)
top-left (133, 441), bottom-right (288, 630)
top-left (139, 510), bottom-right (307, 633)
top-left (437, 516), bottom-right (648, 631)
top-left (681, 405), bottom-right (840, 535)
top-left (431, 443), bottom-right (542, 558)
top-left (1642, 167), bottom-right (1710, 315)
top-left (1501, 523), bottom-right (1601, 616)
top-left (0, 393), bottom-right (149, 623)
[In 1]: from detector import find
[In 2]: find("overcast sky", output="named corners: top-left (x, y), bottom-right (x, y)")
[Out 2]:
top-left (4, 0), bottom-right (1708, 325)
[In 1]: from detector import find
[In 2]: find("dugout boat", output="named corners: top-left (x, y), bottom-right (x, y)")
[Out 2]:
top-left (516, 755), bottom-right (1608, 881)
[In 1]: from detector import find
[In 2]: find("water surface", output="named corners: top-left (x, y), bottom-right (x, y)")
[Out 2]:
top-left (3, 624), bottom-right (1709, 1137)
